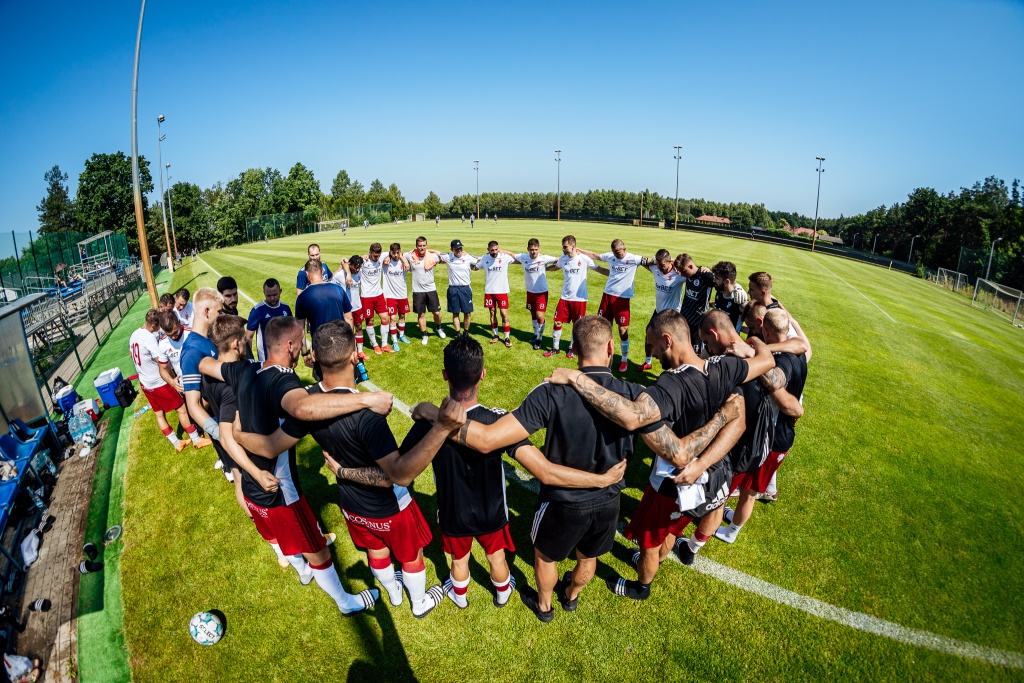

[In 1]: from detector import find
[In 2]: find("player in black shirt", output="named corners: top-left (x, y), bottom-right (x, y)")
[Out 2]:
top-left (406, 334), bottom-right (627, 610)
top-left (234, 320), bottom-right (467, 619)
top-left (711, 261), bottom-right (749, 333)
top-left (676, 253), bottom-right (714, 354)
top-left (746, 271), bottom-right (812, 362)
top-left (716, 308), bottom-right (807, 544)
top-left (202, 316), bottom-right (391, 616)
top-left (548, 310), bottom-right (775, 599)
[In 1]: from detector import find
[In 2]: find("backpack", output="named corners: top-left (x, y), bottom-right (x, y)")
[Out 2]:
top-left (114, 378), bottom-right (138, 408)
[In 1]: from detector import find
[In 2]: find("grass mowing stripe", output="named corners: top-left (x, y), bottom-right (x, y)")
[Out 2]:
top-left (198, 256), bottom-right (257, 305)
top-left (366, 374), bottom-right (1024, 670)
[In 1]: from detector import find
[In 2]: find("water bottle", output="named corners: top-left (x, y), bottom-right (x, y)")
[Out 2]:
top-left (133, 405), bottom-right (151, 419)
top-left (355, 360), bottom-right (369, 384)
top-left (70, 412), bottom-right (85, 444)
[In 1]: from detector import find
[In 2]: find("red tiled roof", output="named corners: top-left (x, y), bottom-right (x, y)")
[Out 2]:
top-left (696, 215), bottom-right (731, 224)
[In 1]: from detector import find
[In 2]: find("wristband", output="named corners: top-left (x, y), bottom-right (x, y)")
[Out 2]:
top-left (203, 417), bottom-right (220, 441)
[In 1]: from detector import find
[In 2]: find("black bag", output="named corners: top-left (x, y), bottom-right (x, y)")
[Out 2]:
top-left (114, 378), bottom-right (138, 408)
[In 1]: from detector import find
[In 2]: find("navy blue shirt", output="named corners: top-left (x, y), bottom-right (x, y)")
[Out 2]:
top-left (296, 263), bottom-right (333, 290)
top-left (294, 282), bottom-right (352, 337)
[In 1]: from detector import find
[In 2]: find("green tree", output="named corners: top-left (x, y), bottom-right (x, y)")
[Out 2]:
top-left (37, 165), bottom-right (76, 233)
top-left (76, 152), bottom-right (154, 254)
top-left (280, 162), bottom-right (323, 215)
top-left (168, 182), bottom-right (210, 252)
top-left (423, 191), bottom-right (442, 217)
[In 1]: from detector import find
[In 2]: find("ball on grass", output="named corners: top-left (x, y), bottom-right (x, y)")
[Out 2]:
top-left (189, 611), bottom-right (223, 646)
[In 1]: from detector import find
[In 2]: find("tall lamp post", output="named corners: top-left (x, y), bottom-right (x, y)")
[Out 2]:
top-left (166, 163), bottom-right (178, 260)
top-left (157, 114), bottom-right (174, 274)
top-left (908, 234), bottom-right (921, 263)
top-left (555, 150), bottom-right (561, 221)
top-left (473, 160), bottom-right (479, 221)
top-left (131, 0), bottom-right (158, 305)
top-left (811, 156), bottom-right (825, 252)
top-left (673, 145), bottom-right (682, 230)
top-left (986, 237), bottom-right (1003, 280)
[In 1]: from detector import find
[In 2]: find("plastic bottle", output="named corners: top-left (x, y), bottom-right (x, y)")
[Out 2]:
top-left (355, 360), bottom-right (369, 384)
top-left (69, 412), bottom-right (85, 444)
top-left (133, 405), bottom-right (151, 419)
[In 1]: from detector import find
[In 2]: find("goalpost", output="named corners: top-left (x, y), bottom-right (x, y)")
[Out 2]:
top-left (317, 218), bottom-right (349, 233)
top-left (971, 278), bottom-right (1024, 326)
top-left (936, 267), bottom-right (969, 294)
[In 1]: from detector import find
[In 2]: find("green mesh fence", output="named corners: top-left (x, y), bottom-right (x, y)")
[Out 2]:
top-left (245, 204), bottom-right (393, 242)
top-left (0, 231), bottom-right (131, 299)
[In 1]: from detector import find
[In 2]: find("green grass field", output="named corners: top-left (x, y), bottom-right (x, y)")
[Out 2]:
top-left (118, 220), bottom-right (1024, 681)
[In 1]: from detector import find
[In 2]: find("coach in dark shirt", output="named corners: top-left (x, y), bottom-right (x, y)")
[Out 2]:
top-left (295, 259), bottom-right (352, 380)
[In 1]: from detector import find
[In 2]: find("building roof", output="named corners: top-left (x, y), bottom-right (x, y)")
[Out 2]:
top-left (696, 215), bottom-right (731, 224)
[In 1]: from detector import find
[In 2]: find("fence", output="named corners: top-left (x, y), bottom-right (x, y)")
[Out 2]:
top-left (245, 204), bottom-right (393, 242)
top-left (0, 230), bottom-right (132, 303)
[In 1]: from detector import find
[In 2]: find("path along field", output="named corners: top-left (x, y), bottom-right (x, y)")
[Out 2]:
top-left (119, 220), bottom-right (1024, 681)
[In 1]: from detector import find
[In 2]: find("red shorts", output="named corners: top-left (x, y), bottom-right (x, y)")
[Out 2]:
top-left (343, 500), bottom-right (433, 565)
top-left (440, 525), bottom-right (515, 558)
top-left (245, 495), bottom-right (326, 557)
top-left (350, 305), bottom-right (365, 326)
top-left (362, 295), bottom-right (388, 320)
top-left (553, 299), bottom-right (587, 324)
top-left (598, 293), bottom-right (631, 326)
top-left (623, 485), bottom-right (693, 550)
top-left (386, 297), bottom-right (411, 316)
top-left (142, 381), bottom-right (183, 413)
top-left (526, 291), bottom-right (548, 312)
top-left (484, 293), bottom-right (509, 309)
top-left (731, 450), bottom-right (787, 494)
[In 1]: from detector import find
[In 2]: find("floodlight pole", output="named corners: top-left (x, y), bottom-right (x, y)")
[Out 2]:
top-left (166, 163), bottom-right (178, 258)
top-left (473, 161), bottom-right (479, 221)
top-left (157, 115), bottom-right (173, 274)
top-left (131, 0), bottom-right (158, 307)
top-left (811, 156), bottom-right (825, 253)
top-left (872, 233), bottom-right (878, 254)
top-left (986, 237), bottom-right (1003, 280)
top-left (555, 150), bottom-right (561, 221)
top-left (908, 234), bottom-right (921, 263)
top-left (673, 145), bottom-right (682, 230)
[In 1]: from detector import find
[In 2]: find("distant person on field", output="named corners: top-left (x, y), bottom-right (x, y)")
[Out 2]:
top-left (470, 213), bottom-right (475, 229)
top-left (129, 309), bottom-right (210, 453)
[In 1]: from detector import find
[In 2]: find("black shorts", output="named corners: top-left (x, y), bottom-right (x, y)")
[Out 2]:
top-left (681, 459), bottom-right (733, 519)
top-left (447, 285), bottom-right (474, 315)
top-left (212, 435), bottom-right (238, 472)
top-left (413, 290), bottom-right (441, 314)
top-left (530, 495), bottom-right (619, 562)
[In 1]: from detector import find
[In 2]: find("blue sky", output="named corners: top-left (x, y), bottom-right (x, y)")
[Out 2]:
top-left (1, 0), bottom-right (1022, 231)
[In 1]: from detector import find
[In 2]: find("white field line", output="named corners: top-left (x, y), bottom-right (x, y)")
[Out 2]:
top-left (198, 255), bottom-right (1023, 669)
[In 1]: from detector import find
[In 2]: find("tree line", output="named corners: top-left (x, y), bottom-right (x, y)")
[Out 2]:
top-left (34, 153), bottom-right (1024, 288)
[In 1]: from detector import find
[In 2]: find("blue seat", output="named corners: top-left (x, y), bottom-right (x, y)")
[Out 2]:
top-left (0, 435), bottom-right (36, 462)
top-left (0, 477), bottom-right (21, 532)
top-left (9, 419), bottom-right (44, 445)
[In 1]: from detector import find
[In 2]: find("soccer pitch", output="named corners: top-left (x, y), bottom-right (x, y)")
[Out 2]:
top-left (120, 220), bottom-right (1024, 681)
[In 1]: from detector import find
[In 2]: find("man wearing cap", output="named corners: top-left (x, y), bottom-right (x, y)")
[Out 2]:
top-left (439, 240), bottom-right (479, 334)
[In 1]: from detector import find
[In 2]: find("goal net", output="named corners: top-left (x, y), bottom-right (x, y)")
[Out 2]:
top-left (971, 278), bottom-right (1024, 325)
top-left (936, 267), bottom-right (969, 294)
top-left (317, 218), bottom-right (349, 233)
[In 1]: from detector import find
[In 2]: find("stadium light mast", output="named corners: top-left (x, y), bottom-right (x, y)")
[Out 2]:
top-left (157, 114), bottom-right (174, 274)
top-left (166, 163), bottom-right (178, 258)
top-left (908, 234), bottom-right (921, 263)
top-left (673, 145), bottom-right (682, 230)
top-left (811, 156), bottom-right (825, 252)
top-left (986, 237), bottom-right (1004, 280)
top-left (131, 0), bottom-right (158, 306)
top-left (555, 150), bottom-right (561, 221)
top-left (473, 160), bottom-right (480, 220)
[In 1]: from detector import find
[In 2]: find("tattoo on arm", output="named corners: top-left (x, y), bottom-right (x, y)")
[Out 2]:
top-left (642, 410), bottom-right (728, 467)
top-left (455, 422), bottom-right (470, 446)
top-left (572, 374), bottom-right (661, 428)
top-left (338, 466), bottom-right (391, 487)
top-left (758, 367), bottom-right (787, 392)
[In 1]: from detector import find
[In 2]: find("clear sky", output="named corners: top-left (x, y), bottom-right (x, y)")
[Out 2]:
top-left (1, 0), bottom-right (1022, 231)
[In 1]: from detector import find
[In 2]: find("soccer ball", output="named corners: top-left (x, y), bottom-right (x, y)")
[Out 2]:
top-left (188, 611), bottom-right (223, 646)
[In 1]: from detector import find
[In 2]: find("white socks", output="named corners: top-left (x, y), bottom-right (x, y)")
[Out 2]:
top-left (372, 563), bottom-right (404, 606)
top-left (405, 568), bottom-right (426, 606)
top-left (552, 329), bottom-right (562, 352)
top-left (287, 554), bottom-right (312, 584)
top-left (445, 574), bottom-right (470, 608)
top-left (715, 523), bottom-right (743, 544)
top-left (492, 574), bottom-right (514, 606)
top-left (621, 340), bottom-right (630, 358)
top-left (688, 535), bottom-right (708, 554)
top-left (436, 324), bottom-right (446, 338)
top-left (311, 561), bottom-right (376, 614)
top-left (491, 326), bottom-right (499, 338)
top-left (532, 320), bottom-right (540, 337)
top-left (270, 542), bottom-right (286, 563)
top-left (365, 326), bottom-right (377, 347)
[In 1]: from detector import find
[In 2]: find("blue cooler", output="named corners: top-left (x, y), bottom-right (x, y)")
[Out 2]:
top-left (54, 385), bottom-right (79, 415)
top-left (94, 368), bottom-right (123, 409)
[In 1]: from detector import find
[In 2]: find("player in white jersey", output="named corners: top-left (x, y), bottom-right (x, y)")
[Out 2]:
top-left (405, 236), bottom-right (447, 345)
top-left (157, 310), bottom-right (191, 379)
top-left (336, 256), bottom-right (369, 359)
top-left (479, 240), bottom-right (517, 347)
top-left (641, 249), bottom-right (687, 370)
top-left (381, 242), bottom-right (413, 349)
top-left (350, 243), bottom-right (394, 354)
top-left (129, 309), bottom-right (209, 452)
top-left (438, 239), bottom-right (479, 334)
top-left (173, 288), bottom-right (194, 327)
top-left (544, 235), bottom-right (606, 359)
top-left (578, 240), bottom-right (649, 373)
top-left (512, 238), bottom-right (559, 350)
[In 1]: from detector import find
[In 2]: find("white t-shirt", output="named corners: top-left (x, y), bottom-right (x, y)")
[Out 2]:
top-left (648, 263), bottom-right (686, 312)
top-left (174, 302), bottom-right (194, 328)
top-left (598, 252), bottom-right (645, 298)
top-left (129, 328), bottom-right (167, 390)
top-left (556, 253), bottom-right (598, 302)
top-left (382, 259), bottom-right (409, 300)
top-left (515, 253), bottom-right (558, 294)
top-left (158, 327), bottom-right (191, 378)
top-left (406, 251), bottom-right (439, 293)
top-left (440, 252), bottom-right (478, 287)
top-left (478, 253), bottom-right (514, 294)
top-left (332, 270), bottom-right (361, 309)
top-left (359, 257), bottom-right (384, 299)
